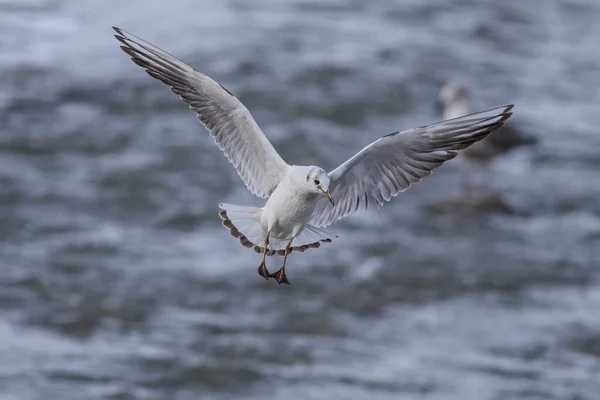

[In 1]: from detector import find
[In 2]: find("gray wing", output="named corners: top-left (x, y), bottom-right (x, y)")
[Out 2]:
top-left (309, 105), bottom-right (514, 227)
top-left (113, 27), bottom-right (289, 198)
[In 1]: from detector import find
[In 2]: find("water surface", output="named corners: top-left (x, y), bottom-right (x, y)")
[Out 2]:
top-left (1, 0), bottom-right (599, 399)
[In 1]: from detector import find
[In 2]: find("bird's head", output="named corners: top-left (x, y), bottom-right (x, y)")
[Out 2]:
top-left (437, 82), bottom-right (469, 119)
top-left (303, 166), bottom-right (333, 205)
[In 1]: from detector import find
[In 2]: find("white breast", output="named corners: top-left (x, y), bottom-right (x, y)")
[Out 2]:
top-left (261, 175), bottom-right (318, 240)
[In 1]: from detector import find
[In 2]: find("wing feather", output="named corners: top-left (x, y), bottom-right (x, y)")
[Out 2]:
top-left (113, 27), bottom-right (289, 198)
top-left (309, 105), bottom-right (514, 227)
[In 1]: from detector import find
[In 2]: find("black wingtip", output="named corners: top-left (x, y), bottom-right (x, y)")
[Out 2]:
top-left (503, 104), bottom-right (515, 115)
top-left (484, 104), bottom-right (515, 117)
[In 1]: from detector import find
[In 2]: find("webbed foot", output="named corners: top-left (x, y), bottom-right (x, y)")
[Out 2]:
top-left (257, 261), bottom-right (270, 280)
top-left (269, 268), bottom-right (290, 285)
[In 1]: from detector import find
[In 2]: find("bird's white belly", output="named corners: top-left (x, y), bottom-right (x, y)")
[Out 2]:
top-left (261, 185), bottom-right (318, 240)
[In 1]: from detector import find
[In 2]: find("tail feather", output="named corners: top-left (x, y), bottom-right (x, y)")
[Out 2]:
top-left (218, 203), bottom-right (335, 256)
top-left (301, 225), bottom-right (337, 244)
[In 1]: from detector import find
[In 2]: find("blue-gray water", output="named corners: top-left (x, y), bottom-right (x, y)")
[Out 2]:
top-left (1, 1), bottom-right (600, 399)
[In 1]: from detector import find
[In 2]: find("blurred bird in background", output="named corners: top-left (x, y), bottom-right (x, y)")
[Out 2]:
top-left (438, 82), bottom-right (538, 193)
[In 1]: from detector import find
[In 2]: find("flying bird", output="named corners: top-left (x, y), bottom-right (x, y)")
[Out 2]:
top-left (438, 82), bottom-right (535, 191)
top-left (113, 27), bottom-right (514, 284)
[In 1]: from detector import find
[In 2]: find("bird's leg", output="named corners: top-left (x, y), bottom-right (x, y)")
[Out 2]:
top-left (269, 238), bottom-right (293, 285)
top-left (257, 231), bottom-right (271, 280)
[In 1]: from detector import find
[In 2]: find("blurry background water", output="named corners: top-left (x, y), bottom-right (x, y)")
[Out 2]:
top-left (1, 0), bottom-right (600, 399)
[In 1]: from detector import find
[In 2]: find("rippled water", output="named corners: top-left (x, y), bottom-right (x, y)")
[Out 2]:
top-left (1, 0), bottom-right (600, 399)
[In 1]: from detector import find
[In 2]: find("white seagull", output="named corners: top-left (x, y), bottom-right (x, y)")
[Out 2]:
top-left (113, 27), bottom-right (514, 284)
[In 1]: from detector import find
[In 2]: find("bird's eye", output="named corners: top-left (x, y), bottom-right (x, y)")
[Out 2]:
top-left (314, 179), bottom-right (320, 185)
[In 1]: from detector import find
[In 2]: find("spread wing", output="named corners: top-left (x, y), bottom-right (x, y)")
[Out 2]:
top-left (309, 105), bottom-right (514, 227)
top-left (113, 27), bottom-right (289, 198)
